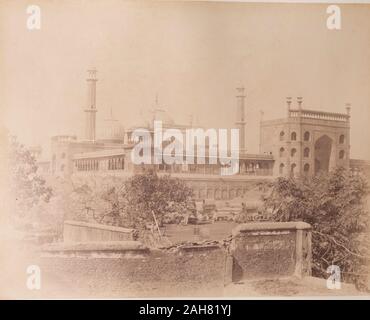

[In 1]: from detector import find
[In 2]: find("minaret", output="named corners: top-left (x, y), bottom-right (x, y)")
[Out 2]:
top-left (84, 69), bottom-right (98, 141)
top-left (235, 87), bottom-right (246, 152)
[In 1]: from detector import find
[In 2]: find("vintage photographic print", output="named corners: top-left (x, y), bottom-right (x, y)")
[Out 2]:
top-left (0, 0), bottom-right (370, 300)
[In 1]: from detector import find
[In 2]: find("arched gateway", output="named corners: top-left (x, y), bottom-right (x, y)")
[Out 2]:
top-left (314, 135), bottom-right (333, 175)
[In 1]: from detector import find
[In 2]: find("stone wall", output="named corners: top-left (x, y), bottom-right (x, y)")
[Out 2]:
top-left (63, 220), bottom-right (137, 242)
top-left (71, 171), bottom-right (272, 201)
top-left (39, 221), bottom-right (312, 297)
top-left (229, 222), bottom-right (311, 282)
top-left (39, 242), bottom-right (227, 298)
top-left (181, 175), bottom-right (272, 201)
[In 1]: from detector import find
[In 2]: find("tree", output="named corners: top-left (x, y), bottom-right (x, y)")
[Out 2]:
top-left (59, 171), bottom-right (194, 230)
top-left (9, 136), bottom-right (52, 218)
top-left (123, 170), bottom-right (193, 229)
top-left (62, 171), bottom-right (193, 246)
top-left (263, 167), bottom-right (370, 290)
top-left (49, 174), bottom-right (127, 226)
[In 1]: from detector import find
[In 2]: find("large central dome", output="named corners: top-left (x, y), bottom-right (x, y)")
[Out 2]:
top-left (97, 113), bottom-right (125, 143)
top-left (153, 108), bottom-right (175, 127)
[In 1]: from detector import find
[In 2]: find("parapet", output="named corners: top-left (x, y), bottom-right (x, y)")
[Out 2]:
top-left (228, 221), bottom-right (312, 282)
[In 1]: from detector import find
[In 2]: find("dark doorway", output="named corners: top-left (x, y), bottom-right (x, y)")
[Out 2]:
top-left (314, 135), bottom-right (332, 175)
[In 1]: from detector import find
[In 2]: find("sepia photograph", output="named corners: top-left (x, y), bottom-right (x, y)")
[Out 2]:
top-left (0, 0), bottom-right (370, 302)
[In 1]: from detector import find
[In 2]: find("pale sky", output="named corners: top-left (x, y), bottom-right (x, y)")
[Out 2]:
top-left (1, 0), bottom-right (369, 159)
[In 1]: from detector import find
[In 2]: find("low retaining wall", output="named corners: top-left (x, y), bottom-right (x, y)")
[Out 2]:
top-left (41, 241), bottom-right (149, 258)
top-left (229, 222), bottom-right (312, 282)
top-left (63, 220), bottom-right (137, 242)
top-left (40, 222), bottom-right (312, 297)
top-left (39, 242), bottom-right (226, 297)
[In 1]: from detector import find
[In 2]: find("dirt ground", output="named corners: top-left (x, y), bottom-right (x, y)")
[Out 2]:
top-left (224, 276), bottom-right (368, 298)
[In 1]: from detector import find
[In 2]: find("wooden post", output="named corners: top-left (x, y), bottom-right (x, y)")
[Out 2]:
top-left (151, 210), bottom-right (162, 239)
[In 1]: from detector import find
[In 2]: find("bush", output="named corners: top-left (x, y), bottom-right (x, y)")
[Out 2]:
top-left (263, 167), bottom-right (370, 290)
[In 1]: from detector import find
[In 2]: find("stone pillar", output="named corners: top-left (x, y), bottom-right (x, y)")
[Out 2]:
top-left (286, 97), bottom-right (292, 118)
top-left (230, 221), bottom-right (312, 281)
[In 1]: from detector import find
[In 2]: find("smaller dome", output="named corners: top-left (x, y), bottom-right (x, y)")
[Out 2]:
top-left (97, 118), bottom-right (125, 142)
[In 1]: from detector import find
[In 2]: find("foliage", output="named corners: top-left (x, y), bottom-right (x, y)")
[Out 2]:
top-left (9, 136), bottom-right (52, 217)
top-left (123, 170), bottom-right (193, 229)
top-left (263, 167), bottom-right (370, 290)
top-left (51, 175), bottom-right (126, 226)
top-left (65, 171), bottom-right (193, 230)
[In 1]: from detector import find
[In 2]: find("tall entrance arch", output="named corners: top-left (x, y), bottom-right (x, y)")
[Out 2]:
top-left (314, 135), bottom-right (333, 175)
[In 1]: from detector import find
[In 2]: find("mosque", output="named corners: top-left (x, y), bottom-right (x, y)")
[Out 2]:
top-left (35, 70), bottom-right (370, 200)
